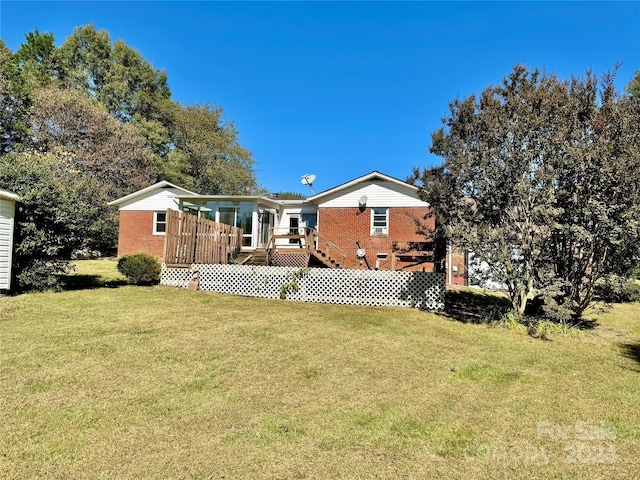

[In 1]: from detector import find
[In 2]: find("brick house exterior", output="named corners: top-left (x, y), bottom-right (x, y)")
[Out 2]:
top-left (108, 181), bottom-right (198, 261)
top-left (116, 210), bottom-right (166, 259)
top-left (315, 206), bottom-right (434, 271)
top-left (109, 173), bottom-right (468, 284)
top-left (303, 172), bottom-right (467, 282)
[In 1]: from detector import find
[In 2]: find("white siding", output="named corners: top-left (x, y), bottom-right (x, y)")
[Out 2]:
top-left (117, 187), bottom-right (183, 211)
top-left (274, 205), bottom-right (317, 248)
top-left (0, 198), bottom-right (16, 290)
top-left (315, 181), bottom-right (427, 208)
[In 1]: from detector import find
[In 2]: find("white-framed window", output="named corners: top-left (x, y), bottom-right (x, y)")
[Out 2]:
top-left (153, 211), bottom-right (167, 235)
top-left (371, 208), bottom-right (388, 235)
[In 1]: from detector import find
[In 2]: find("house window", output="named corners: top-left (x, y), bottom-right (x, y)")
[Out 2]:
top-left (371, 208), bottom-right (388, 235)
top-left (153, 211), bottom-right (167, 235)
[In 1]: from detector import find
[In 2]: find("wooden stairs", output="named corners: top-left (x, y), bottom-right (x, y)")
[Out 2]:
top-left (269, 229), bottom-right (346, 268)
top-left (309, 249), bottom-right (342, 269)
top-left (236, 249), bottom-right (268, 266)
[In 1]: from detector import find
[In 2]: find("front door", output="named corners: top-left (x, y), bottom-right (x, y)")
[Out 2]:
top-left (259, 211), bottom-right (273, 247)
top-left (289, 216), bottom-right (300, 244)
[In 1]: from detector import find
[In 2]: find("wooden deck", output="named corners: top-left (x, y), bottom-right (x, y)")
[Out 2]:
top-left (265, 229), bottom-right (346, 269)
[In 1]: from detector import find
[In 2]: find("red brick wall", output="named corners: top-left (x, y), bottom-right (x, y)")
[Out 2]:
top-left (449, 249), bottom-right (468, 285)
top-left (117, 211), bottom-right (165, 260)
top-left (318, 207), bottom-right (435, 270)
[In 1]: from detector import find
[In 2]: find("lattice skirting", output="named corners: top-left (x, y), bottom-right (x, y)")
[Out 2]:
top-left (161, 264), bottom-right (445, 310)
top-left (269, 252), bottom-right (310, 268)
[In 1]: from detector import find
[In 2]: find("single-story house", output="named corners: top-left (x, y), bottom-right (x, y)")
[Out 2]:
top-left (0, 188), bottom-right (20, 294)
top-left (108, 171), bottom-right (467, 284)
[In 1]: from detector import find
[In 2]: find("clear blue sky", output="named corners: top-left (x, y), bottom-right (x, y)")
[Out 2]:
top-left (2, 1), bottom-right (639, 194)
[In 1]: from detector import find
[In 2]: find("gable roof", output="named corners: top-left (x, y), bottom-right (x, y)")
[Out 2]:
top-left (107, 181), bottom-right (199, 207)
top-left (0, 188), bottom-right (20, 202)
top-left (306, 171), bottom-right (418, 203)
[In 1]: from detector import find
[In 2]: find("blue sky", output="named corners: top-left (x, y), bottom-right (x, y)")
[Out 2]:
top-left (1, 1), bottom-right (639, 195)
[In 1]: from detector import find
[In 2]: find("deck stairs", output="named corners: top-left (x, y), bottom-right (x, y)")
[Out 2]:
top-left (264, 228), bottom-right (346, 269)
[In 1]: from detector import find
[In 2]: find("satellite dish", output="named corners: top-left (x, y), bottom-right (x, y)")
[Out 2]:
top-left (301, 174), bottom-right (316, 186)
top-left (358, 195), bottom-right (368, 211)
top-left (301, 174), bottom-right (316, 194)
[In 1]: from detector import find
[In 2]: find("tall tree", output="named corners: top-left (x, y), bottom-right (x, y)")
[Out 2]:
top-left (626, 69), bottom-right (640, 99)
top-left (58, 24), bottom-right (111, 97)
top-left (6, 29), bottom-right (60, 99)
top-left (167, 104), bottom-right (258, 194)
top-left (541, 71), bottom-right (640, 318)
top-left (416, 66), bottom-right (640, 319)
top-left (29, 85), bottom-right (156, 199)
top-left (0, 42), bottom-right (29, 153)
top-left (418, 67), bottom-right (565, 314)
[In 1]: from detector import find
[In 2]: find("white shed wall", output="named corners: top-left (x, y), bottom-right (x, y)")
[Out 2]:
top-left (0, 197), bottom-right (16, 291)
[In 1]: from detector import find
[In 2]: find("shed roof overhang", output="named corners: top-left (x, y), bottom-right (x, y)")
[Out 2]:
top-left (0, 188), bottom-right (20, 202)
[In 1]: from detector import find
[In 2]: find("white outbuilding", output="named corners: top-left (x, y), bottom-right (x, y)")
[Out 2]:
top-left (0, 188), bottom-right (19, 294)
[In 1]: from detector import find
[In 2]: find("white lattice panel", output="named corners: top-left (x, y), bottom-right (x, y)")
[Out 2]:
top-left (270, 253), bottom-right (310, 268)
top-left (161, 264), bottom-right (445, 310)
top-left (160, 266), bottom-right (193, 287)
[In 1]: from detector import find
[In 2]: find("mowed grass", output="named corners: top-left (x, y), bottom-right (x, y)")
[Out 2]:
top-left (1, 260), bottom-right (639, 479)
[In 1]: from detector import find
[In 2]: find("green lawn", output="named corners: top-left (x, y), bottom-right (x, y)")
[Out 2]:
top-left (1, 260), bottom-right (638, 479)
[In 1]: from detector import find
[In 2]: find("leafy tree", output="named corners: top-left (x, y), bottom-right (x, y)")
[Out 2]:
top-left (626, 69), bottom-right (640, 99)
top-left (0, 150), bottom-right (109, 291)
top-left (541, 70), bottom-right (640, 318)
top-left (271, 191), bottom-right (307, 200)
top-left (417, 66), bottom-right (564, 314)
top-left (416, 65), bottom-right (640, 319)
top-left (56, 25), bottom-right (260, 195)
top-left (58, 24), bottom-right (112, 97)
top-left (103, 39), bottom-right (172, 121)
top-left (166, 104), bottom-right (258, 194)
top-left (5, 29), bottom-right (61, 100)
top-left (0, 42), bottom-right (29, 153)
top-left (28, 85), bottom-right (156, 199)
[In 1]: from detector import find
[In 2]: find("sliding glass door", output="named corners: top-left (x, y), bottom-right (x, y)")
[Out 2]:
top-left (219, 203), bottom-right (253, 247)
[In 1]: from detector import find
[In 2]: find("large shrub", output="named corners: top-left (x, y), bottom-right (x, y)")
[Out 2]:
top-left (0, 150), bottom-right (108, 291)
top-left (117, 253), bottom-right (161, 285)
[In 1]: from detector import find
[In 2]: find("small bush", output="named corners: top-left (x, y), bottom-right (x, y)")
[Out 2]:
top-left (117, 253), bottom-right (161, 285)
top-left (485, 306), bottom-right (527, 332)
top-left (594, 275), bottom-right (640, 304)
top-left (527, 319), bottom-right (579, 339)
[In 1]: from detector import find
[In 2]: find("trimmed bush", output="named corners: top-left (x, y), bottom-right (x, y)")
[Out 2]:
top-left (117, 253), bottom-right (161, 285)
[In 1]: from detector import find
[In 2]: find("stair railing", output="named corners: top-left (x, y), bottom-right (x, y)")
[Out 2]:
top-left (264, 227), bottom-right (347, 268)
top-left (306, 228), bottom-right (346, 267)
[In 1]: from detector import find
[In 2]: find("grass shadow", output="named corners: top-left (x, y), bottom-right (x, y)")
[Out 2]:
top-left (61, 274), bottom-right (127, 291)
top-left (620, 343), bottom-right (640, 367)
top-left (443, 288), bottom-right (511, 324)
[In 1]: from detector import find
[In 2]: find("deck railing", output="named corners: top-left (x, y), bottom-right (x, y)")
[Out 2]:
top-left (163, 209), bottom-right (242, 265)
top-left (264, 227), bottom-right (346, 268)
